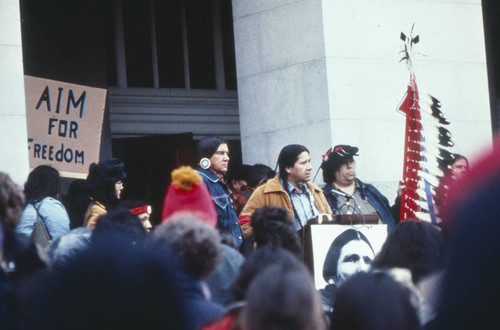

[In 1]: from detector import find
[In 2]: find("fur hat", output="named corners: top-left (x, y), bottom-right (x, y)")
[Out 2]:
top-left (319, 145), bottom-right (359, 183)
top-left (161, 166), bottom-right (217, 227)
top-left (321, 145), bottom-right (359, 168)
top-left (85, 158), bottom-right (127, 190)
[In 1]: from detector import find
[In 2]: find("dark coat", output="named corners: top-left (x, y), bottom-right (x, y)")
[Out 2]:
top-left (196, 166), bottom-right (243, 247)
top-left (206, 244), bottom-right (245, 306)
top-left (176, 272), bottom-right (225, 330)
top-left (323, 179), bottom-right (397, 232)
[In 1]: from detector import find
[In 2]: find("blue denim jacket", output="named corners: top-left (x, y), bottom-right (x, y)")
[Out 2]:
top-left (16, 197), bottom-right (71, 240)
top-left (196, 166), bottom-right (243, 247)
top-left (322, 179), bottom-right (396, 232)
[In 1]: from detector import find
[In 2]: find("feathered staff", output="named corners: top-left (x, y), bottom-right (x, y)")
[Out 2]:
top-left (397, 25), bottom-right (455, 224)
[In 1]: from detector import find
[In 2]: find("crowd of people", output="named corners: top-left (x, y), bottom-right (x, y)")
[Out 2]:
top-left (0, 134), bottom-right (498, 330)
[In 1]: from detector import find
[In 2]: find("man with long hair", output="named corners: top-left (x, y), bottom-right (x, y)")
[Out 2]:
top-left (195, 136), bottom-right (244, 248)
top-left (239, 144), bottom-right (331, 236)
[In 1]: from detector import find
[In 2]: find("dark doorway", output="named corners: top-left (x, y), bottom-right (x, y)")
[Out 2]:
top-left (20, 0), bottom-right (112, 88)
top-left (112, 133), bottom-right (196, 226)
top-left (112, 134), bottom-right (243, 227)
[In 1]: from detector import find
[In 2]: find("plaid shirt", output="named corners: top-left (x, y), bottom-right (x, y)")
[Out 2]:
top-left (232, 186), bottom-right (254, 215)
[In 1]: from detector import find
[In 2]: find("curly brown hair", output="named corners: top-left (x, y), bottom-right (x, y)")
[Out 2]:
top-left (152, 213), bottom-right (221, 279)
top-left (0, 172), bottom-right (25, 229)
top-left (24, 165), bottom-right (61, 202)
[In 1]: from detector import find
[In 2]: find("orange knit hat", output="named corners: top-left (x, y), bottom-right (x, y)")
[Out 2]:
top-left (161, 166), bottom-right (217, 227)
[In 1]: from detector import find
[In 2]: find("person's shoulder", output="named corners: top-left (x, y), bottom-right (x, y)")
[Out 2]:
top-left (196, 168), bottom-right (219, 184)
top-left (36, 197), bottom-right (67, 218)
top-left (41, 197), bottom-right (66, 208)
top-left (220, 244), bottom-right (245, 265)
top-left (239, 186), bottom-right (253, 200)
top-left (21, 202), bottom-right (35, 213)
top-left (18, 204), bottom-right (36, 226)
top-left (87, 200), bottom-right (106, 214)
top-left (307, 181), bottom-right (325, 193)
top-left (243, 184), bottom-right (265, 204)
top-left (357, 178), bottom-right (376, 191)
top-left (358, 179), bottom-right (390, 200)
top-left (262, 176), bottom-right (283, 193)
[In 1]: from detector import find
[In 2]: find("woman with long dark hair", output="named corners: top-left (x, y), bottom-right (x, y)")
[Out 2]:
top-left (16, 165), bottom-right (70, 241)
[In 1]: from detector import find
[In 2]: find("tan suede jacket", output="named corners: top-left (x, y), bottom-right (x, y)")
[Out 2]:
top-left (83, 200), bottom-right (107, 229)
top-left (238, 176), bottom-right (332, 236)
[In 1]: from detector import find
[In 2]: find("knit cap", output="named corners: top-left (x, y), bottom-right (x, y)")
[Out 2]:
top-left (161, 166), bottom-right (217, 227)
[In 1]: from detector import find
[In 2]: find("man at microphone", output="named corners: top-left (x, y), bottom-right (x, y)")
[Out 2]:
top-left (239, 144), bottom-right (332, 237)
top-left (320, 145), bottom-right (396, 231)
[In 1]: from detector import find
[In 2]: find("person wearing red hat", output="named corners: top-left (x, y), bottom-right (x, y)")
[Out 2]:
top-left (118, 199), bottom-right (154, 232)
top-left (162, 166), bottom-right (218, 227)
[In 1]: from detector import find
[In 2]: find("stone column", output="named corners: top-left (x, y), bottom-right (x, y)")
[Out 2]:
top-left (0, 0), bottom-right (30, 186)
top-left (232, 0), bottom-right (332, 177)
top-left (232, 0), bottom-right (491, 199)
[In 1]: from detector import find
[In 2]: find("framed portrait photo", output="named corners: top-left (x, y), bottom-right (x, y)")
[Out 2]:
top-left (308, 224), bottom-right (388, 290)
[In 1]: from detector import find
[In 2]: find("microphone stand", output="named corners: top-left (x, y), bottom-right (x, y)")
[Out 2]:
top-left (347, 197), bottom-right (367, 227)
top-left (332, 189), bottom-right (367, 226)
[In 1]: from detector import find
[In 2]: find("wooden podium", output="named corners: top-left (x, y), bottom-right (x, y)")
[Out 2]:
top-left (298, 214), bottom-right (379, 274)
top-left (306, 214), bottom-right (379, 225)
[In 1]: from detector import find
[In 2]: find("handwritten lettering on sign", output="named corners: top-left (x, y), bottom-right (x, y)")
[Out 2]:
top-left (24, 76), bottom-right (107, 178)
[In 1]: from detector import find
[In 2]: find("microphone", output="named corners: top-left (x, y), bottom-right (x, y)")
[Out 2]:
top-left (330, 189), bottom-right (353, 200)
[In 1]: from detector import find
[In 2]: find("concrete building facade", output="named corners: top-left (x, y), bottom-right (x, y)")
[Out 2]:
top-left (233, 0), bottom-right (494, 199)
top-left (1, 0), bottom-right (497, 210)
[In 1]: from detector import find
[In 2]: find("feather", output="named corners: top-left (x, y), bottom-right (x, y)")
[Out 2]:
top-left (414, 211), bottom-right (432, 222)
top-left (398, 25), bottom-right (453, 224)
top-left (437, 126), bottom-right (452, 139)
top-left (419, 158), bottom-right (450, 173)
top-left (418, 142), bottom-right (455, 162)
top-left (422, 125), bottom-right (454, 147)
top-left (419, 162), bottom-right (445, 178)
top-left (420, 95), bottom-right (451, 125)
top-left (418, 170), bottom-right (440, 187)
top-left (403, 185), bottom-right (435, 200)
top-left (420, 110), bottom-right (451, 126)
top-left (420, 124), bottom-right (454, 148)
top-left (405, 195), bottom-right (430, 211)
top-left (415, 188), bottom-right (430, 201)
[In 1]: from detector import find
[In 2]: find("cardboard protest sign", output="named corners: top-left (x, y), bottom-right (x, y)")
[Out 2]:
top-left (24, 76), bottom-right (107, 178)
top-left (309, 224), bottom-right (387, 290)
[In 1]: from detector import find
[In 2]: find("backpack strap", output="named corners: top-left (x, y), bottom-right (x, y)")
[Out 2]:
top-left (30, 199), bottom-right (46, 224)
